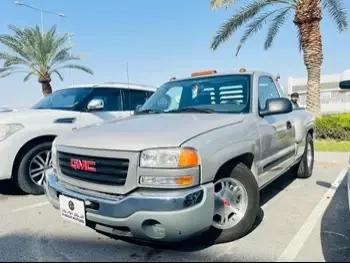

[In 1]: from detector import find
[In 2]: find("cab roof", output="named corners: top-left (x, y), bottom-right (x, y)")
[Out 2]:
top-left (64, 82), bottom-right (158, 92)
top-left (167, 69), bottom-right (275, 83)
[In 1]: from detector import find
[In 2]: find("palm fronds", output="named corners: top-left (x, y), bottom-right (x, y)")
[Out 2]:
top-left (0, 24), bottom-right (93, 83)
top-left (210, 0), bottom-right (348, 54)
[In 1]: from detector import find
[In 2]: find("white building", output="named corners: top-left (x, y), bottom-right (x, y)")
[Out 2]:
top-left (287, 70), bottom-right (350, 114)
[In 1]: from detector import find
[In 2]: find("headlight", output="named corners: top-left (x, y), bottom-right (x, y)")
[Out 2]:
top-left (0, 123), bottom-right (24, 142)
top-left (139, 147), bottom-right (200, 168)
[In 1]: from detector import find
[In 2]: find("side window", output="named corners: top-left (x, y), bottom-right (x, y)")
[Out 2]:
top-left (87, 88), bottom-right (122, 111)
top-left (258, 76), bottom-right (280, 110)
top-left (123, 89), bottom-right (151, 111)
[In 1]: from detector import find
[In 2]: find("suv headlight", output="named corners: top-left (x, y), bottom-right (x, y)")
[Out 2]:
top-left (0, 123), bottom-right (24, 142)
top-left (139, 147), bottom-right (200, 168)
top-left (51, 139), bottom-right (57, 169)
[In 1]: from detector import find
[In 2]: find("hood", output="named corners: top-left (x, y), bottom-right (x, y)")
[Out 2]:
top-left (57, 113), bottom-right (243, 151)
top-left (0, 109), bottom-right (78, 125)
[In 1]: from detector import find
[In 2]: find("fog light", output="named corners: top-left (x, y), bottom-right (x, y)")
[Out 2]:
top-left (140, 175), bottom-right (194, 187)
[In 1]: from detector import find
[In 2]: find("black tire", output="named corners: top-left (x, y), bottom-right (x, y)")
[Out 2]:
top-left (14, 141), bottom-right (52, 195)
top-left (293, 133), bottom-right (314, 179)
top-left (202, 162), bottom-right (260, 245)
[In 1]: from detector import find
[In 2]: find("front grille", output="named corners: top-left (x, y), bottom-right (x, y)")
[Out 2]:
top-left (58, 151), bottom-right (129, 186)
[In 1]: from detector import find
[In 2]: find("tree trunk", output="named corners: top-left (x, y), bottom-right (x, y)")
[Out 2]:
top-left (41, 81), bottom-right (53, 97)
top-left (38, 72), bottom-right (52, 97)
top-left (294, 0), bottom-right (323, 117)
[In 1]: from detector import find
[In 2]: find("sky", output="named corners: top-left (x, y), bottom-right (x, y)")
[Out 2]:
top-left (0, 0), bottom-right (349, 108)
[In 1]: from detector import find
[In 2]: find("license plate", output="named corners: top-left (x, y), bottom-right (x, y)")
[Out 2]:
top-left (59, 195), bottom-right (86, 226)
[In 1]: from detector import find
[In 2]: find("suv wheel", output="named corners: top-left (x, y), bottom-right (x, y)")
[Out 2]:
top-left (203, 162), bottom-right (260, 244)
top-left (14, 142), bottom-right (53, 195)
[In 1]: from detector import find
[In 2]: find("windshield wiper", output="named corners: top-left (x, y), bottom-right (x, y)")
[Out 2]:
top-left (167, 107), bottom-right (215, 114)
top-left (135, 109), bottom-right (165, 115)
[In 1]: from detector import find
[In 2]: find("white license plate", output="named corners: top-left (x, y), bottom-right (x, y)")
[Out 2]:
top-left (59, 195), bottom-right (86, 226)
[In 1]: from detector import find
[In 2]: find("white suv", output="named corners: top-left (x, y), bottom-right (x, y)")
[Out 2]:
top-left (0, 82), bottom-right (157, 195)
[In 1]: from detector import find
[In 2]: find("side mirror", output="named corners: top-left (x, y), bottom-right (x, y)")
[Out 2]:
top-left (340, 69), bottom-right (350, 89)
top-left (260, 98), bottom-right (293, 117)
top-left (87, 98), bottom-right (104, 111)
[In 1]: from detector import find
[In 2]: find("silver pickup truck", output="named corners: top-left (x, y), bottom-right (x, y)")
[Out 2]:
top-left (44, 69), bottom-right (315, 245)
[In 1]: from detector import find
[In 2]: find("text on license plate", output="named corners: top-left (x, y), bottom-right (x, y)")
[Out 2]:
top-left (59, 195), bottom-right (86, 226)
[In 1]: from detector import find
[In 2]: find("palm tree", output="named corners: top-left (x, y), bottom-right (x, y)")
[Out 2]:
top-left (210, 0), bottom-right (348, 116)
top-left (0, 25), bottom-right (93, 97)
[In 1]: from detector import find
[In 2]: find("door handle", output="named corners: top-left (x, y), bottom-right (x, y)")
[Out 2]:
top-left (286, 121), bottom-right (292, 129)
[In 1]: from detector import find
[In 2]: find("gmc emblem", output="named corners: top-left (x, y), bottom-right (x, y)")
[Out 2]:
top-left (70, 159), bottom-right (96, 172)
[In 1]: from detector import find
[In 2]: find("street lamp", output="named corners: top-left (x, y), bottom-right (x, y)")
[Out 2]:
top-left (14, 1), bottom-right (65, 35)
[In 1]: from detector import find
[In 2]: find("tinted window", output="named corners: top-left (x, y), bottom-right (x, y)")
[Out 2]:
top-left (141, 75), bottom-right (251, 114)
top-left (32, 88), bottom-right (93, 111)
top-left (258, 76), bottom-right (280, 110)
top-left (87, 88), bottom-right (122, 111)
top-left (123, 89), bottom-right (153, 111)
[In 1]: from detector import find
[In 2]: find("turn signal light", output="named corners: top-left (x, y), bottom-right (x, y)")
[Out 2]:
top-left (191, 70), bottom-right (217, 77)
top-left (179, 148), bottom-right (199, 168)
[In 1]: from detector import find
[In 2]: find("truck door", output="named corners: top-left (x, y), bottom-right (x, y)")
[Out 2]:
top-left (257, 76), bottom-right (295, 184)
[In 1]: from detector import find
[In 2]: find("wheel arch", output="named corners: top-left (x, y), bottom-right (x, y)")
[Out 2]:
top-left (307, 128), bottom-right (314, 139)
top-left (214, 152), bottom-right (256, 181)
top-left (11, 135), bottom-right (57, 178)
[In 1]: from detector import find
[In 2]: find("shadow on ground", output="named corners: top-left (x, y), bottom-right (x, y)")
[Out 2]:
top-left (0, 179), bottom-right (24, 196)
top-left (259, 171), bottom-right (296, 207)
top-left (0, 233), bottom-right (268, 262)
top-left (321, 172), bottom-right (350, 262)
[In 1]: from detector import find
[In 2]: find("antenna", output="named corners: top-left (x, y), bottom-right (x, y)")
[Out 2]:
top-left (126, 61), bottom-right (130, 88)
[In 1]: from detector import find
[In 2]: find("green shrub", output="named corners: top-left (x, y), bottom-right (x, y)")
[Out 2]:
top-left (315, 113), bottom-right (350, 141)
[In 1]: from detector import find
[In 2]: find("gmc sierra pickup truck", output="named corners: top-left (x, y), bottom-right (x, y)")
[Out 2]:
top-left (44, 69), bottom-right (315, 245)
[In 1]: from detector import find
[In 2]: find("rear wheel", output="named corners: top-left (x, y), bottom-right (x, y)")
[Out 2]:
top-left (203, 162), bottom-right (260, 244)
top-left (14, 142), bottom-right (53, 195)
top-left (293, 133), bottom-right (314, 179)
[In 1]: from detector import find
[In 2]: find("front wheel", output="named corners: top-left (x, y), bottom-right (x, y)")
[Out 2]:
top-left (14, 142), bottom-right (53, 195)
top-left (202, 162), bottom-right (260, 244)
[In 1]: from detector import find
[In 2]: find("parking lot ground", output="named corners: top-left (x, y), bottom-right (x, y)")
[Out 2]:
top-left (0, 152), bottom-right (348, 262)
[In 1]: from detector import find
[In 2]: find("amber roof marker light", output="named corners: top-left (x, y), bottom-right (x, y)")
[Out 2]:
top-left (191, 70), bottom-right (217, 77)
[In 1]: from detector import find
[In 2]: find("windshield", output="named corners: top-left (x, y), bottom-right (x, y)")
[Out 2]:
top-left (139, 74), bottom-right (251, 114)
top-left (32, 88), bottom-right (93, 110)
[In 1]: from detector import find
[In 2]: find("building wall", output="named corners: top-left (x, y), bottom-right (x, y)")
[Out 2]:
top-left (287, 72), bottom-right (350, 114)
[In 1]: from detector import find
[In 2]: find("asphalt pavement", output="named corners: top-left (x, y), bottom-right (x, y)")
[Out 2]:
top-left (0, 152), bottom-right (349, 262)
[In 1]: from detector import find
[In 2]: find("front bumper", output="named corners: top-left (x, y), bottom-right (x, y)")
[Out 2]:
top-left (44, 168), bottom-right (215, 242)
